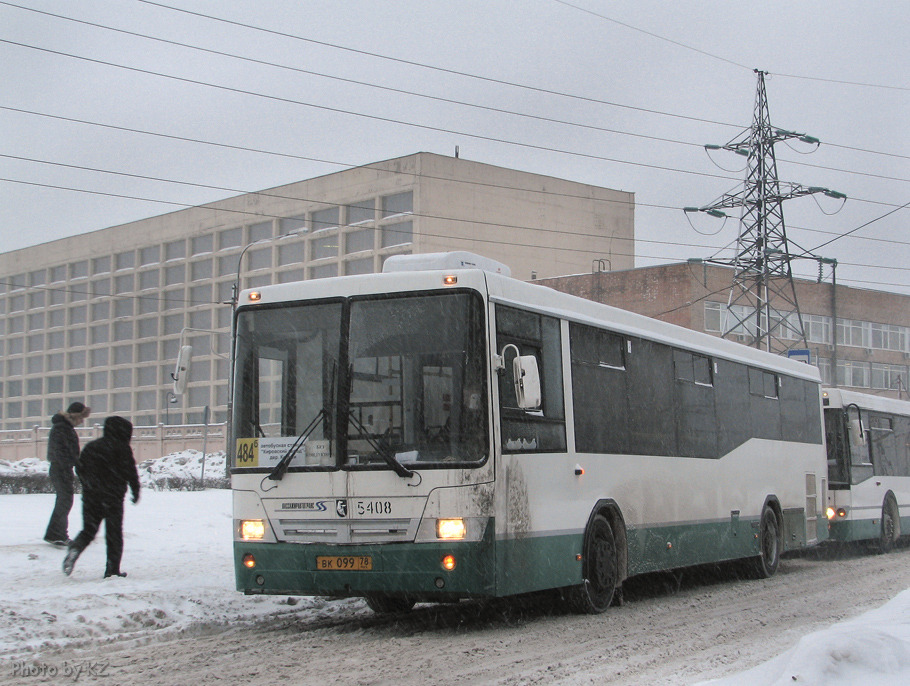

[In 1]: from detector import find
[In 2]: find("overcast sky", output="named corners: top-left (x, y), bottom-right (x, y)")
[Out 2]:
top-left (1, 1), bottom-right (907, 293)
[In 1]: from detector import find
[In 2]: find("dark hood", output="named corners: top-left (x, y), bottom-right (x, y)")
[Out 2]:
top-left (103, 416), bottom-right (133, 442)
top-left (51, 412), bottom-right (72, 427)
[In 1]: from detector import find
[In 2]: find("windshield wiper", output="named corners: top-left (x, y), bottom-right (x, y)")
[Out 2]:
top-left (268, 409), bottom-right (328, 481)
top-left (348, 411), bottom-right (414, 479)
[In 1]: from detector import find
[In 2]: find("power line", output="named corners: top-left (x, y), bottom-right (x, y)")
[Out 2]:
top-left (4, 152), bottom-right (909, 257)
top-left (553, 0), bottom-right (908, 92)
top-left (0, 37), bottom-right (747, 184)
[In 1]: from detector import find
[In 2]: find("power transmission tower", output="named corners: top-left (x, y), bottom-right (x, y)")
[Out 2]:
top-left (685, 70), bottom-right (845, 355)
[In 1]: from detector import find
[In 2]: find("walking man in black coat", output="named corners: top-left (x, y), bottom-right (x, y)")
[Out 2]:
top-left (43, 401), bottom-right (91, 546)
top-left (63, 416), bottom-right (141, 578)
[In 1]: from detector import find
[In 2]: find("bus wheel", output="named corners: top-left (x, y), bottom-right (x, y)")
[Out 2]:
top-left (751, 505), bottom-right (781, 579)
top-left (878, 498), bottom-right (899, 554)
top-left (568, 514), bottom-right (618, 614)
top-left (364, 594), bottom-right (415, 614)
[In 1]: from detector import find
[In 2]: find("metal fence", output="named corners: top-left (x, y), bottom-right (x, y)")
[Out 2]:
top-left (0, 423), bottom-right (227, 463)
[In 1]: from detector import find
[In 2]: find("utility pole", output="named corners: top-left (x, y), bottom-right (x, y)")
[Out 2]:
top-left (685, 70), bottom-right (845, 355)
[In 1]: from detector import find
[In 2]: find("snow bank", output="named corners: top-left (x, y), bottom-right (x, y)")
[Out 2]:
top-left (696, 589), bottom-right (910, 685)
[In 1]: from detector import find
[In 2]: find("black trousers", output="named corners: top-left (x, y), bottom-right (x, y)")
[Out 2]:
top-left (44, 463), bottom-right (74, 541)
top-left (71, 494), bottom-right (125, 575)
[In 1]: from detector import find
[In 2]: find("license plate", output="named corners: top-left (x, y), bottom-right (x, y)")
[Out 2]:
top-left (316, 555), bottom-right (373, 571)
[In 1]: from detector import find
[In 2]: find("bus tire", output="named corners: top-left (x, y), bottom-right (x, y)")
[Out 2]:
top-left (568, 514), bottom-right (618, 614)
top-left (878, 497), bottom-right (899, 554)
top-left (750, 505), bottom-right (781, 579)
top-left (364, 594), bottom-right (415, 614)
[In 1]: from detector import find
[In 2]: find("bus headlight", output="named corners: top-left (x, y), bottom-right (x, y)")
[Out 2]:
top-left (241, 519), bottom-right (266, 540)
top-left (826, 507), bottom-right (836, 520)
top-left (436, 518), bottom-right (466, 540)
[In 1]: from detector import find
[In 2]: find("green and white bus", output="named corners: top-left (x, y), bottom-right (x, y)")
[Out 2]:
top-left (231, 252), bottom-right (828, 613)
top-left (823, 387), bottom-right (910, 551)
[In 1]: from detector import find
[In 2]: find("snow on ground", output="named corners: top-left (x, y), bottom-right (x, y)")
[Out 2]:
top-left (1, 451), bottom-right (909, 684)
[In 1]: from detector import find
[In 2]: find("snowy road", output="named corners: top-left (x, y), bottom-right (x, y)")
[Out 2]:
top-left (14, 542), bottom-right (910, 685)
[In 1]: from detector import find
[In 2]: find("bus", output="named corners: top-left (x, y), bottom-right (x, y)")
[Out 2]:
top-left (230, 252), bottom-right (828, 613)
top-left (823, 387), bottom-right (910, 551)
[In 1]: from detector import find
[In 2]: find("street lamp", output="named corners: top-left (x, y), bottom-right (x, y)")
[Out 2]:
top-left (165, 391), bottom-right (178, 426)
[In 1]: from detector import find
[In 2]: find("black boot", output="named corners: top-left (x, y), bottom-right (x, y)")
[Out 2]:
top-left (104, 568), bottom-right (127, 578)
top-left (62, 546), bottom-right (81, 576)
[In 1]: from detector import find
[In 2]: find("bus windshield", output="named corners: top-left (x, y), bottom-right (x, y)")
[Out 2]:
top-left (232, 291), bottom-right (488, 470)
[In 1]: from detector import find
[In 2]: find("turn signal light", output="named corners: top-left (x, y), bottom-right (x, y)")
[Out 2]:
top-left (242, 553), bottom-right (256, 569)
top-left (441, 555), bottom-right (456, 571)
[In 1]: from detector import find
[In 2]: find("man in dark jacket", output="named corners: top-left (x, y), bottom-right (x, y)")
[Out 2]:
top-left (63, 416), bottom-right (141, 578)
top-left (43, 401), bottom-right (91, 546)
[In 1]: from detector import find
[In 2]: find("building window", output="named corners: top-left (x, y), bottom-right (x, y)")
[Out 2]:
top-left (90, 348), bottom-right (109, 367)
top-left (312, 234), bottom-right (338, 260)
top-left (381, 221), bottom-right (412, 248)
top-left (50, 265), bottom-right (66, 283)
top-left (68, 328), bottom-right (87, 347)
top-left (381, 191), bottom-right (413, 218)
top-left (804, 314), bottom-right (832, 345)
top-left (89, 371), bottom-right (108, 390)
top-left (248, 221), bottom-right (272, 243)
top-left (312, 207), bottom-right (339, 232)
top-left (191, 259), bottom-right (213, 281)
top-left (246, 247), bottom-right (271, 271)
top-left (165, 264), bottom-right (185, 287)
top-left (280, 214), bottom-right (307, 235)
top-left (346, 200), bottom-right (374, 225)
top-left (115, 251), bottom-right (135, 271)
top-left (70, 261), bottom-right (88, 279)
top-left (92, 256), bottom-right (111, 275)
top-left (277, 241), bottom-right (305, 266)
top-left (837, 360), bottom-right (870, 388)
top-left (344, 257), bottom-right (374, 276)
top-left (310, 263), bottom-right (338, 279)
top-left (113, 345), bottom-right (133, 365)
top-left (139, 270), bottom-right (159, 290)
top-left (837, 319), bottom-right (870, 349)
top-left (345, 228), bottom-right (374, 254)
top-left (277, 268), bottom-right (305, 284)
top-left (192, 234), bottom-right (214, 255)
top-left (115, 274), bottom-right (133, 294)
top-left (165, 240), bottom-right (186, 261)
top-left (139, 246), bottom-right (160, 266)
top-left (91, 278), bottom-right (111, 298)
top-left (29, 269), bottom-right (46, 286)
top-left (219, 227), bottom-right (242, 250)
top-left (872, 363), bottom-right (908, 391)
top-left (114, 298), bottom-right (134, 319)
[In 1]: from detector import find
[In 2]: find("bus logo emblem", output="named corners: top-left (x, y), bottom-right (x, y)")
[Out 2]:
top-left (335, 500), bottom-right (348, 518)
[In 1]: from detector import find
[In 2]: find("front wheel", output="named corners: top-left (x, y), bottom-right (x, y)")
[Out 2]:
top-left (750, 505), bottom-right (781, 579)
top-left (878, 499), bottom-right (899, 554)
top-left (567, 514), bottom-right (618, 614)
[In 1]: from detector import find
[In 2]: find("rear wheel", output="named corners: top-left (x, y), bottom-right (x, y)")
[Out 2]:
top-left (751, 505), bottom-right (781, 579)
top-left (567, 514), bottom-right (618, 614)
top-left (878, 498), bottom-right (899, 554)
top-left (364, 594), bottom-right (415, 614)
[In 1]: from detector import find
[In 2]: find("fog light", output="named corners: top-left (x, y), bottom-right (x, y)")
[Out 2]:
top-left (243, 553), bottom-right (256, 569)
top-left (255, 575), bottom-right (265, 586)
top-left (441, 554), bottom-right (456, 571)
top-left (435, 577), bottom-right (445, 588)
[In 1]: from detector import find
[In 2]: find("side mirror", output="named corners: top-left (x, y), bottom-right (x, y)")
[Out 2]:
top-left (513, 354), bottom-right (541, 410)
top-left (172, 345), bottom-right (193, 395)
top-left (847, 418), bottom-right (865, 448)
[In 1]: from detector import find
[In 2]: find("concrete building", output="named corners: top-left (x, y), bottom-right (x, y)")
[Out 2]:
top-left (538, 262), bottom-right (910, 400)
top-left (0, 152), bottom-right (634, 432)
